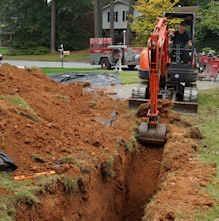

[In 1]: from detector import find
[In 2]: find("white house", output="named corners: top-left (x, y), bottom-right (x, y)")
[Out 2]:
top-left (101, 0), bottom-right (141, 43)
top-left (102, 0), bottom-right (140, 43)
top-left (102, 0), bottom-right (130, 30)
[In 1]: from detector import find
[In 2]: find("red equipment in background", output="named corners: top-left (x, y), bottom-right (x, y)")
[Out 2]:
top-left (90, 37), bottom-right (143, 70)
top-left (199, 55), bottom-right (219, 81)
top-left (90, 38), bottom-right (112, 54)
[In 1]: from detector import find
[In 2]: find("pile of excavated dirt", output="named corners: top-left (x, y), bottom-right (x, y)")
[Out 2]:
top-left (0, 64), bottom-right (216, 221)
top-left (0, 64), bottom-right (135, 176)
top-left (143, 112), bottom-right (216, 221)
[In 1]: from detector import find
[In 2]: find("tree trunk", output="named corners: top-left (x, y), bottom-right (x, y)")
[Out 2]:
top-left (127, 0), bottom-right (135, 45)
top-left (51, 0), bottom-right (56, 53)
top-left (110, 2), bottom-right (115, 43)
top-left (94, 0), bottom-right (102, 37)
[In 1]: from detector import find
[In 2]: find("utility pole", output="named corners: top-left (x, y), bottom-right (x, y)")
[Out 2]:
top-left (94, 0), bottom-right (102, 37)
top-left (50, 0), bottom-right (56, 53)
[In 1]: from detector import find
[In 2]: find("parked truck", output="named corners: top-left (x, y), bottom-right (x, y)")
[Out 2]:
top-left (90, 38), bottom-right (143, 70)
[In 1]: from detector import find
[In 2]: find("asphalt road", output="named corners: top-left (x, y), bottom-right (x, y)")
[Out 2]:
top-left (3, 60), bottom-right (98, 68)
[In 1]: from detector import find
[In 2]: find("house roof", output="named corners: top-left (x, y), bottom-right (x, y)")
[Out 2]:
top-left (102, 0), bottom-right (130, 10)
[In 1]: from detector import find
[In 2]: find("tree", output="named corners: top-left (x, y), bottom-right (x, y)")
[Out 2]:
top-left (196, 0), bottom-right (219, 52)
top-left (56, 0), bottom-right (93, 50)
top-left (109, 1), bottom-right (115, 42)
top-left (0, 0), bottom-right (93, 51)
top-left (94, 0), bottom-right (102, 37)
top-left (127, 0), bottom-right (136, 45)
top-left (50, 0), bottom-right (56, 53)
top-left (131, 0), bottom-right (179, 44)
top-left (0, 0), bottom-right (51, 49)
top-left (178, 0), bottom-right (198, 5)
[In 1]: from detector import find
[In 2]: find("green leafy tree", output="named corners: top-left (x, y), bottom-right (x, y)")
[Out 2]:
top-left (178, 0), bottom-right (198, 5)
top-left (55, 0), bottom-right (93, 50)
top-left (196, 1), bottom-right (219, 52)
top-left (0, 0), bottom-right (51, 50)
top-left (131, 0), bottom-right (179, 45)
top-left (0, 0), bottom-right (93, 51)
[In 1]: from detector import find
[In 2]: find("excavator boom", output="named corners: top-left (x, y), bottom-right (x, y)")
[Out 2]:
top-left (137, 18), bottom-right (169, 146)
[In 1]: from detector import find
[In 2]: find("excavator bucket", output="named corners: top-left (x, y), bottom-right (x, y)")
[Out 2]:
top-left (136, 122), bottom-right (167, 146)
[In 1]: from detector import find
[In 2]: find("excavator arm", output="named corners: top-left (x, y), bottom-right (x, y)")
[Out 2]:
top-left (147, 18), bottom-right (169, 124)
top-left (137, 18), bottom-right (169, 145)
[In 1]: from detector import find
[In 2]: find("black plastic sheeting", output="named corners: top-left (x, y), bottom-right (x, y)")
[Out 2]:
top-left (50, 72), bottom-right (121, 87)
top-left (0, 151), bottom-right (17, 172)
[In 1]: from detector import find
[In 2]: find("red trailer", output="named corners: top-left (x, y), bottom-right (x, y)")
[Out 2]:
top-left (90, 38), bottom-right (143, 70)
top-left (199, 55), bottom-right (219, 81)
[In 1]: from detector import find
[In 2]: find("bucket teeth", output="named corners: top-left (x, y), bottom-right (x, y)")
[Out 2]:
top-left (136, 122), bottom-right (167, 146)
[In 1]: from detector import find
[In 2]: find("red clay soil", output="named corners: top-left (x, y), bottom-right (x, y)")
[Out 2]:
top-left (123, 147), bottom-right (164, 221)
top-left (0, 64), bottom-right (146, 221)
top-left (15, 147), bottom-right (163, 221)
top-left (0, 64), bottom-right (135, 177)
top-left (143, 112), bottom-right (216, 221)
top-left (0, 64), bottom-right (216, 221)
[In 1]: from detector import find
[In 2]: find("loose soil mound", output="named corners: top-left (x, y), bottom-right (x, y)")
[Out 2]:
top-left (0, 64), bottom-right (135, 176)
top-left (143, 112), bottom-right (216, 221)
top-left (0, 64), bottom-right (216, 221)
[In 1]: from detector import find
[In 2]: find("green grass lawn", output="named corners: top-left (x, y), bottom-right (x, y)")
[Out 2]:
top-left (0, 173), bottom-right (79, 221)
top-left (42, 67), bottom-right (100, 75)
top-left (0, 47), bottom-right (9, 55)
top-left (119, 71), bottom-right (140, 84)
top-left (0, 47), bottom-right (90, 62)
top-left (195, 88), bottom-right (219, 220)
top-left (5, 52), bottom-right (90, 62)
top-left (41, 67), bottom-right (140, 84)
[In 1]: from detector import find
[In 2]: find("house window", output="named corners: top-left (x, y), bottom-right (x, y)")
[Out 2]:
top-left (107, 11), bottom-right (118, 23)
top-left (122, 11), bottom-right (126, 21)
top-left (114, 11), bottom-right (118, 22)
top-left (122, 11), bottom-right (128, 21)
top-left (107, 11), bottom-right (110, 22)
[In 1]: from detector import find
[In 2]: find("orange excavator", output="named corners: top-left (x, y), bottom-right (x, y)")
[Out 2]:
top-left (135, 12), bottom-right (198, 145)
top-left (136, 17), bottom-right (169, 145)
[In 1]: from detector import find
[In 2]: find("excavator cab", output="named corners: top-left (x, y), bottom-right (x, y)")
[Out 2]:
top-left (166, 12), bottom-right (198, 104)
top-left (167, 12), bottom-right (195, 63)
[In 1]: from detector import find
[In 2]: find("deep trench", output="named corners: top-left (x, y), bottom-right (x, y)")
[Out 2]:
top-left (121, 146), bottom-right (164, 221)
top-left (14, 80), bottom-right (165, 221)
top-left (16, 146), bottom-right (164, 221)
